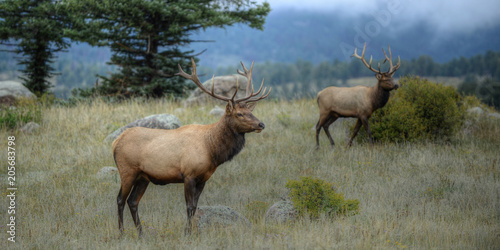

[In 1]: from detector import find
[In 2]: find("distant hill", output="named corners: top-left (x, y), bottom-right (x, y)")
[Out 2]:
top-left (188, 9), bottom-right (500, 68)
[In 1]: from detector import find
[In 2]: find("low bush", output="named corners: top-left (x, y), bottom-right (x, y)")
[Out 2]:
top-left (357, 76), bottom-right (464, 142)
top-left (285, 176), bottom-right (359, 218)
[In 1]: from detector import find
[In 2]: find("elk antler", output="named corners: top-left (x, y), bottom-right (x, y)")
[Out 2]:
top-left (176, 58), bottom-right (271, 104)
top-left (381, 45), bottom-right (401, 74)
top-left (352, 43), bottom-right (381, 74)
top-left (176, 58), bottom-right (234, 102)
top-left (236, 61), bottom-right (271, 103)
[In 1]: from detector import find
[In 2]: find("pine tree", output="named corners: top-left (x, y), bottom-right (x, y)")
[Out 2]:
top-left (67, 0), bottom-right (271, 98)
top-left (0, 0), bottom-right (70, 96)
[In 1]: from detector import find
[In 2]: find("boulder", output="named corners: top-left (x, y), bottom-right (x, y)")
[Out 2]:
top-left (104, 114), bottom-right (181, 143)
top-left (467, 107), bottom-right (484, 115)
top-left (184, 74), bottom-right (249, 106)
top-left (20, 122), bottom-right (40, 134)
top-left (265, 201), bottom-right (297, 224)
top-left (97, 166), bottom-right (118, 178)
top-left (209, 106), bottom-right (225, 117)
top-left (0, 81), bottom-right (36, 101)
top-left (488, 112), bottom-right (500, 119)
top-left (0, 95), bottom-right (16, 107)
top-left (192, 206), bottom-right (251, 231)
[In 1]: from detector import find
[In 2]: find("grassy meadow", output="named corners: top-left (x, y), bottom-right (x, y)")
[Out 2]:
top-left (1, 98), bottom-right (499, 249)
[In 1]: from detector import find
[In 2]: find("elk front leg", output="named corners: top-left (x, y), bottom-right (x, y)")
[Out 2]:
top-left (184, 178), bottom-right (206, 235)
top-left (347, 118), bottom-right (362, 147)
top-left (360, 117), bottom-right (373, 145)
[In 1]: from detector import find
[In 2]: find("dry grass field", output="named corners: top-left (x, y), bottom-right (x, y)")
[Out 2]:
top-left (1, 98), bottom-right (499, 249)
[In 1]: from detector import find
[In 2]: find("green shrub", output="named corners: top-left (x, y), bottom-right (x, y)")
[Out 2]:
top-left (285, 176), bottom-right (359, 218)
top-left (0, 97), bottom-right (42, 129)
top-left (357, 76), bottom-right (464, 142)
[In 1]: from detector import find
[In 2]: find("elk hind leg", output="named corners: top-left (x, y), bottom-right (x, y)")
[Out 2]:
top-left (127, 175), bottom-right (150, 236)
top-left (184, 178), bottom-right (206, 234)
top-left (117, 175), bottom-right (136, 235)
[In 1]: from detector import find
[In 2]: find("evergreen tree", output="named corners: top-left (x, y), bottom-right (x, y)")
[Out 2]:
top-left (66, 0), bottom-right (270, 98)
top-left (0, 0), bottom-right (70, 96)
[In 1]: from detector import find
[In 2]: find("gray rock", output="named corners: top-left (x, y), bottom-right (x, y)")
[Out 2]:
top-left (0, 81), bottom-right (36, 99)
top-left (265, 201), bottom-right (297, 224)
top-left (97, 166), bottom-right (118, 178)
top-left (184, 74), bottom-right (249, 106)
top-left (467, 107), bottom-right (484, 115)
top-left (0, 95), bottom-right (16, 107)
top-left (209, 106), bottom-right (225, 117)
top-left (487, 112), bottom-right (500, 119)
top-left (104, 114), bottom-right (181, 143)
top-left (20, 122), bottom-right (40, 134)
top-left (192, 206), bottom-right (251, 231)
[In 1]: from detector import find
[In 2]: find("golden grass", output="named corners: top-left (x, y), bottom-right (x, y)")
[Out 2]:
top-left (1, 98), bottom-right (499, 249)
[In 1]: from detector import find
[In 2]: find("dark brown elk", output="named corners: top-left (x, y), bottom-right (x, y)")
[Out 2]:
top-left (112, 58), bottom-right (271, 235)
top-left (315, 43), bottom-right (401, 148)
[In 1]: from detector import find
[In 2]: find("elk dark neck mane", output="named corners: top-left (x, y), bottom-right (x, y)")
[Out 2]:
top-left (206, 115), bottom-right (246, 166)
top-left (371, 84), bottom-right (391, 110)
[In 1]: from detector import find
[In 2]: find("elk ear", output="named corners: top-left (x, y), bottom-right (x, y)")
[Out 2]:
top-left (376, 73), bottom-right (383, 80)
top-left (246, 102), bottom-right (257, 111)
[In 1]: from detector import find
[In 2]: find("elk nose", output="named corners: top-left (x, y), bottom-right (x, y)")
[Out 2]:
top-left (394, 84), bottom-right (399, 89)
top-left (258, 122), bottom-right (265, 130)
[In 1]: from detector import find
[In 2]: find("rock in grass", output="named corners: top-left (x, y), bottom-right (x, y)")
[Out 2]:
top-left (265, 201), bottom-right (297, 224)
top-left (0, 81), bottom-right (36, 100)
top-left (104, 114), bottom-right (181, 143)
top-left (97, 166), bottom-right (118, 178)
top-left (209, 106), bottom-right (225, 117)
top-left (20, 122), bottom-right (40, 134)
top-left (193, 206), bottom-right (251, 231)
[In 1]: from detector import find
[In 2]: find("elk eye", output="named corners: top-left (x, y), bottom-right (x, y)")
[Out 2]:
top-left (237, 112), bottom-right (244, 117)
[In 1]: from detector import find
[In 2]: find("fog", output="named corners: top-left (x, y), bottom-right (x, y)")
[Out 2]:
top-left (260, 0), bottom-right (500, 33)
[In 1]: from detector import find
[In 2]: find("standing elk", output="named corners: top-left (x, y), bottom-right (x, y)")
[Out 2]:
top-left (112, 58), bottom-right (271, 235)
top-left (315, 43), bottom-right (401, 148)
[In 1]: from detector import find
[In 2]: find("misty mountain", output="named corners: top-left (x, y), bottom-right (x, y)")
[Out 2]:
top-left (187, 9), bottom-right (500, 68)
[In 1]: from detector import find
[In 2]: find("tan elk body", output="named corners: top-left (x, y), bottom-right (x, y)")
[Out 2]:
top-left (113, 59), bottom-right (270, 235)
top-left (315, 44), bottom-right (401, 148)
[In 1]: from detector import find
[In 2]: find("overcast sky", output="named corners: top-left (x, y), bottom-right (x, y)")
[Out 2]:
top-left (258, 0), bottom-right (500, 33)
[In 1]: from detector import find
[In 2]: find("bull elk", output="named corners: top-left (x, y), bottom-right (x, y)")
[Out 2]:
top-left (113, 58), bottom-right (271, 235)
top-left (315, 43), bottom-right (401, 148)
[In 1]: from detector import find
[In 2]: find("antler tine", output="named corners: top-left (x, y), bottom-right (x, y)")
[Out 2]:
top-left (235, 78), bottom-right (271, 103)
top-left (230, 77), bottom-right (240, 102)
top-left (176, 58), bottom-right (232, 102)
top-left (381, 47), bottom-right (393, 73)
top-left (237, 61), bottom-right (255, 97)
top-left (352, 43), bottom-right (381, 74)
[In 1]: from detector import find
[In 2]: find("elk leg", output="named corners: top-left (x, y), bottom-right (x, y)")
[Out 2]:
top-left (323, 116), bottom-right (338, 148)
top-left (127, 176), bottom-right (150, 236)
top-left (117, 175), bottom-right (135, 235)
top-left (184, 178), bottom-right (206, 235)
top-left (360, 118), bottom-right (373, 144)
top-left (347, 119), bottom-right (362, 147)
top-left (316, 113), bottom-right (334, 149)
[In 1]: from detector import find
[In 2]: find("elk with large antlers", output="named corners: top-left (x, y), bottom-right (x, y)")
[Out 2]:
top-left (112, 58), bottom-right (271, 235)
top-left (315, 43), bottom-right (401, 148)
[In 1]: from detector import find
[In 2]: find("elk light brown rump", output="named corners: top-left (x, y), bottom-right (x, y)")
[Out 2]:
top-left (113, 58), bottom-right (271, 236)
top-left (315, 43), bottom-right (400, 149)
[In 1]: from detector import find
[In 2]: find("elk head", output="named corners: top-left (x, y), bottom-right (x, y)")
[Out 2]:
top-left (176, 58), bottom-right (271, 133)
top-left (352, 43), bottom-right (401, 91)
